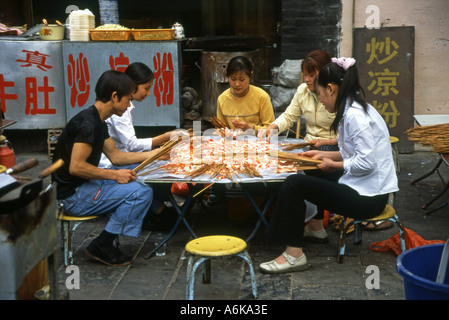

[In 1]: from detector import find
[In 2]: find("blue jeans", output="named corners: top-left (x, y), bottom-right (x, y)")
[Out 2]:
top-left (63, 178), bottom-right (153, 238)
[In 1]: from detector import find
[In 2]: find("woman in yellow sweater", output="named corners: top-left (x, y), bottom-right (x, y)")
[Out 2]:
top-left (216, 56), bottom-right (275, 134)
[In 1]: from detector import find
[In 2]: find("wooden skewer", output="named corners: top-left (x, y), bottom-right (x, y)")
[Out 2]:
top-left (193, 182), bottom-right (215, 198)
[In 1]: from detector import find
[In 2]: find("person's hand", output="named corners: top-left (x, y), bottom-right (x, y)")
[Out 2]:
top-left (309, 138), bottom-right (337, 148)
top-left (114, 169), bottom-right (136, 184)
top-left (170, 129), bottom-right (191, 140)
top-left (231, 118), bottom-right (252, 131)
top-left (258, 124), bottom-right (278, 141)
top-left (317, 157), bottom-right (336, 172)
top-left (301, 150), bottom-right (323, 159)
top-left (257, 129), bottom-right (269, 141)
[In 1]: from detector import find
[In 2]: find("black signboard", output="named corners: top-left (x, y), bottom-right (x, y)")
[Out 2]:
top-left (354, 26), bottom-right (415, 153)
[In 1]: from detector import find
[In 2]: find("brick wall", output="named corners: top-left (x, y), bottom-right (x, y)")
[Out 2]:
top-left (281, 0), bottom-right (342, 60)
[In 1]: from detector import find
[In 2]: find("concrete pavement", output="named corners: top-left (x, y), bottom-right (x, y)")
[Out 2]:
top-left (14, 151), bottom-right (449, 302)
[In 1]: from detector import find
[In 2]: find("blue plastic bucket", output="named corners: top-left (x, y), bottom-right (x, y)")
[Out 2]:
top-left (396, 243), bottom-right (449, 300)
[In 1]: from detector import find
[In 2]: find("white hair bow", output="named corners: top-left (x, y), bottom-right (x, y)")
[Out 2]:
top-left (331, 57), bottom-right (356, 70)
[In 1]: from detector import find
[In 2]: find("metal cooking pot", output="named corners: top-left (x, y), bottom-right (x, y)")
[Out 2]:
top-left (0, 159), bottom-right (64, 213)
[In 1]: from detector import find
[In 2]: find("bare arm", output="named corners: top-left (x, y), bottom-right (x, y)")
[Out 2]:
top-left (151, 131), bottom-right (172, 148)
top-left (70, 142), bottom-right (136, 183)
top-left (102, 137), bottom-right (159, 167)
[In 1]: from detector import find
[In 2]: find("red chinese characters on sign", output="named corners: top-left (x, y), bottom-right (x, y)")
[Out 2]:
top-left (67, 52), bottom-right (91, 108)
top-left (25, 76), bottom-right (56, 115)
top-left (13, 50), bottom-right (57, 115)
top-left (153, 52), bottom-right (174, 107)
top-left (16, 50), bottom-right (53, 72)
top-left (109, 52), bottom-right (129, 72)
top-left (0, 74), bottom-right (18, 113)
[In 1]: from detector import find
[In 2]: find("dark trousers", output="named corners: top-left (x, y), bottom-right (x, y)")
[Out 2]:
top-left (304, 169), bottom-right (343, 219)
top-left (266, 174), bottom-right (388, 247)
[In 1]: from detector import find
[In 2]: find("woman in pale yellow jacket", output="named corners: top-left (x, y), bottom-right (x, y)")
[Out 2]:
top-left (258, 50), bottom-right (337, 151)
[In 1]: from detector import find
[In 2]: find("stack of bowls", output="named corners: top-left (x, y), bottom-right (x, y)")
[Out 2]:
top-left (99, 0), bottom-right (120, 25)
top-left (69, 9), bottom-right (95, 41)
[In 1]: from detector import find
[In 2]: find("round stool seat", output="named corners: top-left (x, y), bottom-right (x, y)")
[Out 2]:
top-left (364, 204), bottom-right (395, 222)
top-left (58, 212), bottom-right (100, 221)
top-left (390, 136), bottom-right (399, 144)
top-left (185, 235), bottom-right (247, 257)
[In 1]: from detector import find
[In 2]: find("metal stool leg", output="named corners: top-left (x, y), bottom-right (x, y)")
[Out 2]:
top-left (353, 221), bottom-right (362, 245)
top-left (186, 256), bottom-right (208, 300)
top-left (391, 214), bottom-right (407, 252)
top-left (237, 250), bottom-right (258, 298)
top-left (61, 220), bottom-right (71, 267)
top-left (337, 217), bottom-right (354, 263)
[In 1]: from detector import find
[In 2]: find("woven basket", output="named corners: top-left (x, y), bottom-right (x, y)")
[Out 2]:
top-left (131, 29), bottom-right (174, 41)
top-left (89, 30), bottom-right (130, 41)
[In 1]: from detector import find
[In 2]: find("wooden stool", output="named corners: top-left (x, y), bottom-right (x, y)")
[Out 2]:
top-left (185, 235), bottom-right (257, 300)
top-left (337, 205), bottom-right (406, 263)
top-left (58, 203), bottom-right (101, 266)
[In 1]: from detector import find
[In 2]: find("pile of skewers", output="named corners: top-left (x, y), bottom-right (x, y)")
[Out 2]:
top-left (135, 137), bottom-right (322, 181)
top-left (209, 115), bottom-right (243, 138)
top-left (405, 123), bottom-right (449, 153)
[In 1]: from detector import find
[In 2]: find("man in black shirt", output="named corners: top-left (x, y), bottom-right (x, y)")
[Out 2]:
top-left (53, 70), bottom-right (159, 266)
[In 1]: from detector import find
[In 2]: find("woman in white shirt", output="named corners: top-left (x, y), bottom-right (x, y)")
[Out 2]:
top-left (99, 62), bottom-right (172, 169)
top-left (99, 62), bottom-right (175, 230)
top-left (259, 57), bottom-right (399, 274)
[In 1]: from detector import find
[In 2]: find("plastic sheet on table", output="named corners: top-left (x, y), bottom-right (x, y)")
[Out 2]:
top-left (137, 137), bottom-right (312, 184)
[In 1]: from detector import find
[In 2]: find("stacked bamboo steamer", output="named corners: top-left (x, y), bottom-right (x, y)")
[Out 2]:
top-left (69, 9), bottom-right (95, 41)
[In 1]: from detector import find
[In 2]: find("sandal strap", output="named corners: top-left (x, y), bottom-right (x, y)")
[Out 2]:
top-left (282, 252), bottom-right (297, 265)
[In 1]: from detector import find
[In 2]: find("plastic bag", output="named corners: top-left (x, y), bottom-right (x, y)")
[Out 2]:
top-left (369, 227), bottom-right (445, 256)
top-left (272, 59), bottom-right (303, 88)
top-left (269, 85), bottom-right (297, 114)
top-left (171, 182), bottom-right (192, 197)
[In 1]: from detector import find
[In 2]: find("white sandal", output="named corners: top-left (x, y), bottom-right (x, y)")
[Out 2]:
top-left (259, 252), bottom-right (309, 274)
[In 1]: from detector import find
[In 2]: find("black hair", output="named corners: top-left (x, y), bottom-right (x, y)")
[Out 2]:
top-left (95, 70), bottom-right (136, 103)
top-left (317, 62), bottom-right (367, 133)
top-left (125, 62), bottom-right (155, 85)
top-left (227, 56), bottom-right (253, 78)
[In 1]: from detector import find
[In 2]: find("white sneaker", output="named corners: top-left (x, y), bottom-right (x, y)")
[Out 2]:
top-left (259, 252), bottom-right (309, 274)
top-left (304, 225), bottom-right (329, 243)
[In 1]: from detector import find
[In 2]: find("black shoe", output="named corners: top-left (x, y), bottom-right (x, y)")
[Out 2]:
top-left (206, 194), bottom-right (220, 206)
top-left (85, 240), bottom-right (133, 267)
top-left (142, 207), bottom-right (177, 231)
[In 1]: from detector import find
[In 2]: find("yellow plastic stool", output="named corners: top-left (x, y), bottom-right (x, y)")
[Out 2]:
top-left (58, 203), bottom-right (101, 266)
top-left (390, 136), bottom-right (400, 174)
top-left (185, 235), bottom-right (257, 300)
top-left (337, 204), bottom-right (406, 263)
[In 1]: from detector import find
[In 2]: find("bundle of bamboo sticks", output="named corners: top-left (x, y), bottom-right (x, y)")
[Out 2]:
top-left (282, 142), bottom-right (315, 151)
top-left (405, 123), bottom-right (449, 153)
top-left (209, 115), bottom-right (228, 129)
top-left (132, 133), bottom-right (187, 174)
top-left (275, 150), bottom-right (322, 166)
